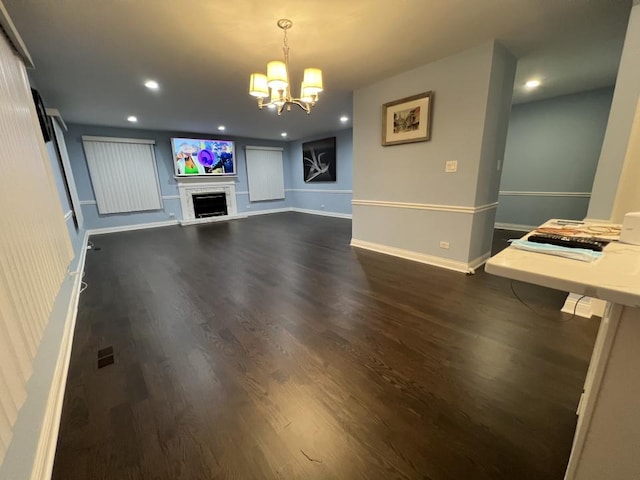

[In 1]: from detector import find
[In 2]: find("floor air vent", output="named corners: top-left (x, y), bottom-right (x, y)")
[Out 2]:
top-left (97, 346), bottom-right (114, 369)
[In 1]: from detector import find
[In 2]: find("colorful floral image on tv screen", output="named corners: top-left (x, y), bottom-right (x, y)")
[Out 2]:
top-left (171, 138), bottom-right (235, 176)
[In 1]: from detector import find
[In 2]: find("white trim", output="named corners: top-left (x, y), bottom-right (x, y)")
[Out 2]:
top-left (499, 191), bottom-right (591, 198)
top-left (494, 222), bottom-right (537, 232)
top-left (583, 217), bottom-right (612, 224)
top-left (286, 188), bottom-right (353, 194)
top-left (350, 238), bottom-right (480, 274)
top-left (245, 208), bottom-right (292, 217)
top-left (63, 211), bottom-right (73, 221)
top-left (352, 199), bottom-right (499, 214)
top-left (245, 145), bottom-right (284, 152)
top-left (179, 214), bottom-right (247, 226)
top-left (80, 208), bottom-right (355, 236)
top-left (29, 230), bottom-right (89, 480)
top-left (51, 120), bottom-right (83, 228)
top-left (0, 2), bottom-right (34, 67)
top-left (564, 303), bottom-right (622, 479)
top-left (81, 136), bottom-right (155, 145)
top-left (468, 252), bottom-right (492, 273)
top-left (290, 207), bottom-right (352, 219)
top-left (45, 109), bottom-right (68, 131)
top-left (79, 199), bottom-right (96, 205)
top-left (161, 195), bottom-right (180, 200)
top-left (561, 294), bottom-right (606, 319)
top-left (561, 293), bottom-right (594, 319)
top-left (87, 220), bottom-right (179, 236)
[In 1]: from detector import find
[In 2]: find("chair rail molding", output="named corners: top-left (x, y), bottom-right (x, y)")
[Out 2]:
top-left (351, 199), bottom-right (498, 214)
top-left (498, 191), bottom-right (591, 197)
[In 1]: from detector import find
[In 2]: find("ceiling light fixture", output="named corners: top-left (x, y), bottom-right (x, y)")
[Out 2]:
top-left (249, 19), bottom-right (323, 115)
top-left (144, 80), bottom-right (159, 90)
top-left (280, 132), bottom-right (287, 137)
top-left (218, 125), bottom-right (226, 131)
top-left (127, 115), bottom-right (138, 123)
top-left (340, 116), bottom-right (349, 122)
top-left (525, 79), bottom-right (541, 89)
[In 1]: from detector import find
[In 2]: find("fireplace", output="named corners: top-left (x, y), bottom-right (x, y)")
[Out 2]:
top-left (176, 179), bottom-right (239, 225)
top-left (193, 192), bottom-right (228, 218)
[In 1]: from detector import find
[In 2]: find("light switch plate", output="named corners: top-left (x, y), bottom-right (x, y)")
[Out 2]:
top-left (445, 160), bottom-right (458, 173)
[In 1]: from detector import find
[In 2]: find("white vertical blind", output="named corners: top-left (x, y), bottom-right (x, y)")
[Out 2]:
top-left (245, 146), bottom-right (285, 202)
top-left (0, 31), bottom-right (73, 464)
top-left (82, 137), bottom-right (163, 214)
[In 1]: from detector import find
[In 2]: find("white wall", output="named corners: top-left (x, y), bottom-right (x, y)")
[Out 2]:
top-left (352, 41), bottom-right (516, 271)
top-left (588, 2), bottom-right (640, 220)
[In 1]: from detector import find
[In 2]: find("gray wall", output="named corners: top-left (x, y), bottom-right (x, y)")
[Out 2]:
top-left (588, 3), bottom-right (640, 220)
top-left (286, 128), bottom-right (353, 216)
top-left (496, 87), bottom-right (614, 228)
top-left (352, 41), bottom-right (515, 268)
top-left (64, 124), bottom-right (290, 229)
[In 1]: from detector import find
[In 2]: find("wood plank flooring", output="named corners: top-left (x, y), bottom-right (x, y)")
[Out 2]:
top-left (52, 213), bottom-right (599, 480)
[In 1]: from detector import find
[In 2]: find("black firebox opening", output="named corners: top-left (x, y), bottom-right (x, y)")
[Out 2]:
top-left (192, 193), bottom-right (228, 218)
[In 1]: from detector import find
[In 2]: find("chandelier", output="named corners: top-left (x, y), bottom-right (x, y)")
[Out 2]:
top-left (249, 19), bottom-right (323, 115)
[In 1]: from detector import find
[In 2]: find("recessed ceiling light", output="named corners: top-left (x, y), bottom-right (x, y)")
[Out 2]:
top-left (267, 104), bottom-right (276, 110)
top-left (525, 79), bottom-right (541, 89)
top-left (144, 80), bottom-right (159, 90)
top-left (280, 132), bottom-right (287, 137)
top-left (218, 125), bottom-right (226, 131)
top-left (127, 115), bottom-right (138, 123)
top-left (340, 116), bottom-right (349, 122)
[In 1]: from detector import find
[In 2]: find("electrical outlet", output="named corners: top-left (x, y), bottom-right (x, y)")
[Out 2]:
top-left (321, 204), bottom-right (325, 209)
top-left (439, 241), bottom-right (450, 249)
top-left (445, 161), bottom-right (457, 173)
top-left (497, 158), bottom-right (502, 171)
top-left (246, 205), bottom-right (251, 209)
top-left (169, 212), bottom-right (175, 218)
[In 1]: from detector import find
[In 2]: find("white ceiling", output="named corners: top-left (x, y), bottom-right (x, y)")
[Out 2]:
top-left (4, 0), bottom-right (633, 141)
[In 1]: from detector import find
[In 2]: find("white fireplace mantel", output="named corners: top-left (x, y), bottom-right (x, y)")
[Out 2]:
top-left (176, 176), bottom-right (245, 226)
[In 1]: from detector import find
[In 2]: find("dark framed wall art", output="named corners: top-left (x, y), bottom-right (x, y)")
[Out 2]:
top-left (303, 136), bottom-right (337, 182)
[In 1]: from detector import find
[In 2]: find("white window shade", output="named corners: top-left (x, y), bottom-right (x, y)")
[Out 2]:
top-left (82, 136), bottom-right (163, 214)
top-left (245, 146), bottom-right (285, 202)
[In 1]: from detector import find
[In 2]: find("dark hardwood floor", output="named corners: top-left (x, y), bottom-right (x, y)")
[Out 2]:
top-left (52, 213), bottom-right (599, 480)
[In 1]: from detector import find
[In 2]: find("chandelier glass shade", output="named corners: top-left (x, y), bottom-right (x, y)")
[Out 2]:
top-left (249, 19), bottom-right (323, 115)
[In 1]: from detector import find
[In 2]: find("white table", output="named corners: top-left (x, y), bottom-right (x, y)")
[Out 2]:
top-left (485, 225), bottom-right (640, 480)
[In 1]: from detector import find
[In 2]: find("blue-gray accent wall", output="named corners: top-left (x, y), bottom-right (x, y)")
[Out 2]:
top-left (286, 128), bottom-right (353, 216)
top-left (64, 124), bottom-right (290, 228)
top-left (496, 87), bottom-right (614, 228)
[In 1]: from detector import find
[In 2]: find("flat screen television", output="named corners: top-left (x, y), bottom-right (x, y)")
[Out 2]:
top-left (171, 137), bottom-right (235, 176)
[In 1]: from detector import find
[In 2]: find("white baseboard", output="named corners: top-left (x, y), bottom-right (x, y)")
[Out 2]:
top-left (350, 238), bottom-right (480, 274)
top-left (468, 252), bottom-right (492, 273)
top-left (290, 207), bottom-right (352, 219)
top-left (30, 231), bottom-right (89, 480)
top-left (85, 209), bottom-right (352, 234)
top-left (245, 207), bottom-right (291, 217)
top-left (88, 219), bottom-right (179, 236)
top-left (179, 214), bottom-right (248, 226)
top-left (561, 293), bottom-right (606, 318)
top-left (494, 222), bottom-right (537, 232)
